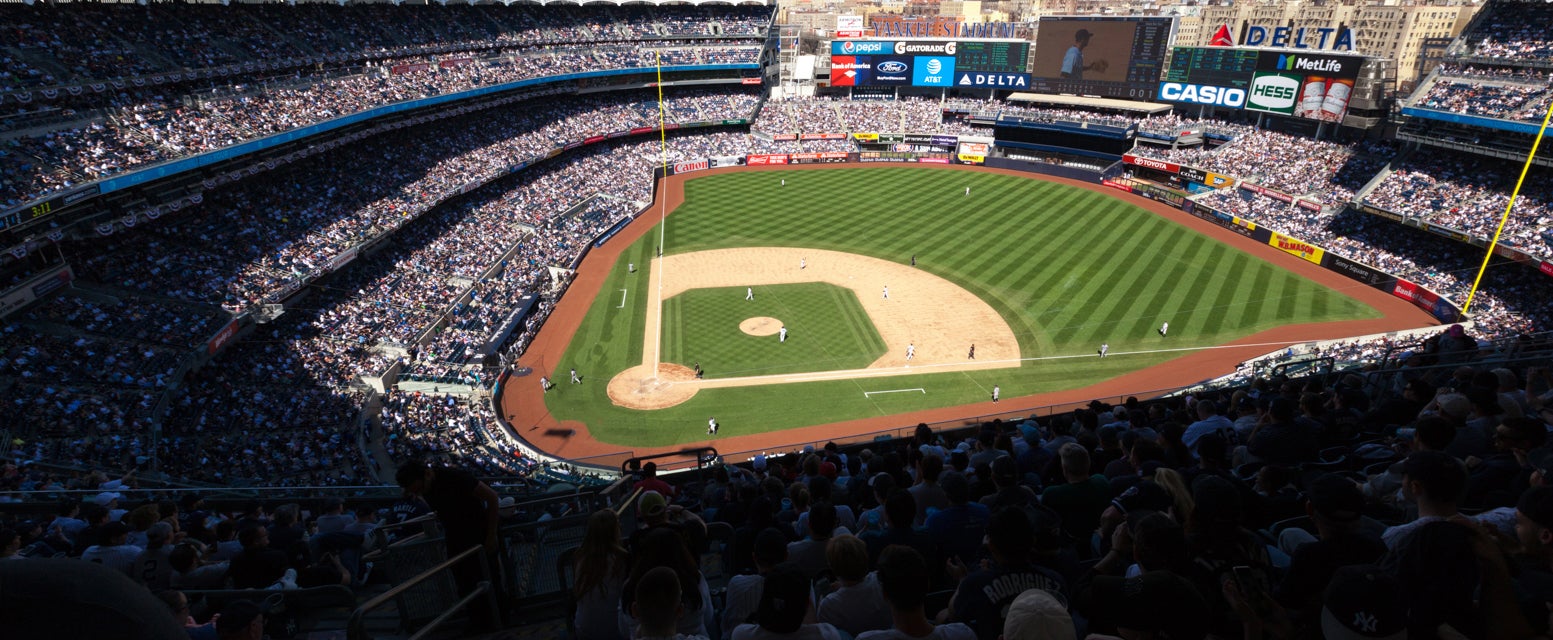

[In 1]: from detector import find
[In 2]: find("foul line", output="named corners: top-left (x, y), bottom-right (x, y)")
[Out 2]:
top-left (864, 388), bottom-right (926, 397)
top-left (617, 288), bottom-right (628, 309)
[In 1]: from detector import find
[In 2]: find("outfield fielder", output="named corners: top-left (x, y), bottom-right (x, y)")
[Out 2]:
top-left (540, 376), bottom-right (550, 393)
top-left (1100, 343), bottom-right (1109, 358)
top-left (992, 385), bottom-right (1000, 403)
top-left (570, 368), bottom-right (581, 384)
top-left (707, 417), bottom-right (718, 435)
top-left (779, 325), bottom-right (788, 343)
top-left (1159, 322), bottom-right (1169, 337)
top-left (906, 343), bottom-right (915, 361)
top-left (746, 287), bottom-right (754, 301)
top-left (965, 186), bottom-right (970, 196)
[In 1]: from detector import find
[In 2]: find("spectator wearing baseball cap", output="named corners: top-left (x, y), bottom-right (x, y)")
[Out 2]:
top-left (979, 456), bottom-right (1038, 512)
top-left (1000, 589), bottom-right (1074, 640)
top-left (1319, 565), bottom-right (1406, 640)
top-left (215, 599), bottom-right (267, 640)
top-left (1273, 474), bottom-right (1386, 620)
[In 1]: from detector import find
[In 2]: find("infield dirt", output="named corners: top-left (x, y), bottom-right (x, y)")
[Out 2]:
top-left (604, 247), bottom-right (1021, 410)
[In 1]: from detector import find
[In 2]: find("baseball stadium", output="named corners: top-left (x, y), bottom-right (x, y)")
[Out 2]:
top-left (2, 1), bottom-right (1553, 638)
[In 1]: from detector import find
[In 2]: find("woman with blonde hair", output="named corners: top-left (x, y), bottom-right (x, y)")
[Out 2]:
top-left (573, 509), bottom-right (628, 640)
top-left (1151, 468), bottom-right (1195, 524)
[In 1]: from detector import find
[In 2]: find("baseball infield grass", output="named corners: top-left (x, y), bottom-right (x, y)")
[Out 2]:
top-left (662, 284), bottom-right (887, 377)
top-left (547, 168), bottom-right (1382, 449)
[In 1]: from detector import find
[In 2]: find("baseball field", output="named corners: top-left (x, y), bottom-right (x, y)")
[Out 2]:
top-left (525, 167), bottom-right (1388, 449)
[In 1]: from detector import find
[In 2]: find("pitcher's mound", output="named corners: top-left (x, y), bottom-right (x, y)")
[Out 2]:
top-left (740, 316), bottom-right (783, 336)
top-left (607, 364), bottom-right (699, 410)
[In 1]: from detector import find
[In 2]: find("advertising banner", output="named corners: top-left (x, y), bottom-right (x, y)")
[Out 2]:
top-left (957, 153), bottom-right (986, 164)
top-left (852, 133), bottom-right (880, 143)
top-left (741, 77), bottom-right (763, 85)
top-left (1427, 223), bottom-right (1472, 243)
top-left (1268, 231), bottom-right (1325, 264)
top-left (858, 151), bottom-right (918, 163)
top-left (1296, 199), bottom-right (1322, 212)
top-left (771, 134), bottom-right (798, 141)
top-left (207, 319), bottom-right (241, 356)
top-left (912, 56), bottom-right (957, 87)
top-left (0, 264), bottom-right (72, 319)
top-left (438, 57), bottom-right (473, 69)
top-left (674, 160), bottom-right (709, 174)
top-left (328, 246), bottom-right (359, 272)
top-left (1246, 51), bottom-right (1363, 121)
top-left (1179, 166), bottom-right (1208, 184)
top-left (629, 126), bottom-right (657, 135)
top-left (800, 133), bottom-right (848, 140)
top-left (584, 135), bottom-right (605, 145)
top-left (832, 40), bottom-right (894, 56)
top-left (790, 152), bottom-right (851, 163)
top-left (1122, 154), bottom-right (1180, 174)
top-left (836, 15), bottom-right (865, 38)
top-left (390, 62), bottom-right (431, 75)
top-left (1326, 254), bottom-right (1392, 287)
top-left (710, 156), bottom-right (745, 168)
top-left (1158, 81), bottom-right (1247, 108)
top-left (747, 154), bottom-right (789, 165)
top-left (919, 156), bottom-right (951, 164)
top-left (829, 55), bottom-right (872, 86)
top-left (1101, 179), bottom-right (1133, 193)
top-left (954, 72), bottom-right (1031, 89)
top-left (1543, 261), bottom-right (1553, 278)
top-left (931, 135), bottom-right (960, 146)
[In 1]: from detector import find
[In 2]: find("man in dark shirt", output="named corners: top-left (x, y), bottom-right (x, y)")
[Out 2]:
top-left (943, 507), bottom-right (1067, 639)
top-left (226, 525), bottom-right (289, 589)
top-left (396, 460), bottom-right (502, 628)
top-left (1247, 397), bottom-right (1319, 465)
top-left (1274, 474), bottom-right (1386, 622)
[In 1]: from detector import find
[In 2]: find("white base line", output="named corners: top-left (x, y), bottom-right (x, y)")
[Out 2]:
top-left (864, 388), bottom-right (926, 397)
top-left (617, 288), bottom-right (628, 308)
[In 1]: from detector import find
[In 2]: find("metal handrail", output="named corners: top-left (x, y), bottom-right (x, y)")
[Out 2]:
top-left (347, 545), bottom-right (498, 640)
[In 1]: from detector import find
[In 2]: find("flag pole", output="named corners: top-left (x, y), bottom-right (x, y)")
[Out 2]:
top-left (654, 50), bottom-right (668, 378)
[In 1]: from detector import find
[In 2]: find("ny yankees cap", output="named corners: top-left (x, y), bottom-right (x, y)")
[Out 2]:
top-left (1321, 565), bottom-right (1406, 640)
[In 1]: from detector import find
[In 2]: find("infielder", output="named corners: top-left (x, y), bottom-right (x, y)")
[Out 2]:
top-left (910, 255), bottom-right (916, 267)
top-left (707, 417), bottom-right (718, 435)
top-left (883, 285), bottom-right (890, 299)
top-left (1099, 343), bottom-right (1109, 358)
top-left (800, 257), bottom-right (806, 270)
top-left (992, 385), bottom-right (1000, 403)
top-left (967, 344), bottom-right (976, 360)
top-left (779, 325), bottom-right (788, 343)
top-left (539, 376), bottom-right (550, 392)
top-left (1159, 322), bottom-right (1169, 337)
top-left (570, 368), bottom-right (580, 384)
top-left (746, 287), bottom-right (754, 301)
top-left (906, 343), bottom-right (915, 361)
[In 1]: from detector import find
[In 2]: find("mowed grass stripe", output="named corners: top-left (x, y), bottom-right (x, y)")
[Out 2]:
top-left (1197, 246), bottom-right (1246, 336)
top-left (1110, 232), bottom-right (1202, 340)
top-left (1049, 218), bottom-right (1189, 344)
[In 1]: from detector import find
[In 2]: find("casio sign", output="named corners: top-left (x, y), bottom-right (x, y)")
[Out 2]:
top-left (1248, 74), bottom-right (1299, 111)
top-left (877, 61), bottom-right (908, 74)
top-left (1158, 82), bottom-right (1246, 108)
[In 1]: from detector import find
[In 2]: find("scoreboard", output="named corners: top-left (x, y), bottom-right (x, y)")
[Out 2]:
top-left (1165, 47), bottom-right (1259, 89)
top-left (955, 41), bottom-right (1030, 74)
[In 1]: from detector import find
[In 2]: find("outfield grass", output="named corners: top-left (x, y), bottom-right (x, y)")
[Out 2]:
top-left (547, 168), bottom-right (1382, 449)
top-left (662, 283), bottom-right (887, 377)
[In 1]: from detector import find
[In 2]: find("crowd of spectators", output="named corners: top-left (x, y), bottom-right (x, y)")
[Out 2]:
top-left (566, 352), bottom-right (1553, 640)
top-left (0, 4), bottom-right (770, 208)
top-left (1465, 0), bottom-right (1553, 60)
top-left (1362, 153), bottom-right (1553, 260)
top-left (1415, 75), bottom-right (1553, 124)
top-left (381, 391), bottom-right (537, 479)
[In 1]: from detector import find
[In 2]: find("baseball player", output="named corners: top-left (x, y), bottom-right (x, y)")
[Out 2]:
top-left (883, 285), bottom-right (889, 300)
top-left (707, 417), bottom-right (718, 435)
top-left (906, 343), bottom-right (915, 361)
top-left (1159, 322), bottom-right (1169, 337)
top-left (1099, 343), bottom-right (1109, 358)
top-left (570, 368), bottom-right (581, 384)
top-left (800, 257), bottom-right (806, 270)
top-left (967, 344), bottom-right (976, 360)
top-left (965, 186), bottom-right (970, 196)
top-left (910, 255), bottom-right (916, 267)
top-left (779, 325), bottom-right (788, 343)
top-left (746, 287), bottom-right (754, 301)
top-left (992, 385), bottom-right (1000, 403)
top-left (781, 178), bottom-right (786, 187)
top-left (540, 376), bottom-right (550, 393)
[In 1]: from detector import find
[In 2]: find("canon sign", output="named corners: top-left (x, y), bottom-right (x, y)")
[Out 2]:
top-left (1158, 82), bottom-right (1246, 108)
top-left (894, 40), bottom-right (956, 55)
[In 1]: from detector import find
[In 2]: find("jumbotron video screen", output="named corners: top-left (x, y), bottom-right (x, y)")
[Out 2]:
top-left (1029, 16), bottom-right (1175, 100)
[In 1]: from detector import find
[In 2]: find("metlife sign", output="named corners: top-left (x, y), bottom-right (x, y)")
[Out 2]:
top-left (956, 72), bottom-right (1030, 88)
top-left (832, 40), bottom-right (893, 55)
top-left (1245, 72), bottom-right (1301, 115)
top-left (1158, 82), bottom-right (1246, 108)
top-left (913, 56), bottom-right (956, 87)
top-left (1254, 51), bottom-right (1362, 81)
